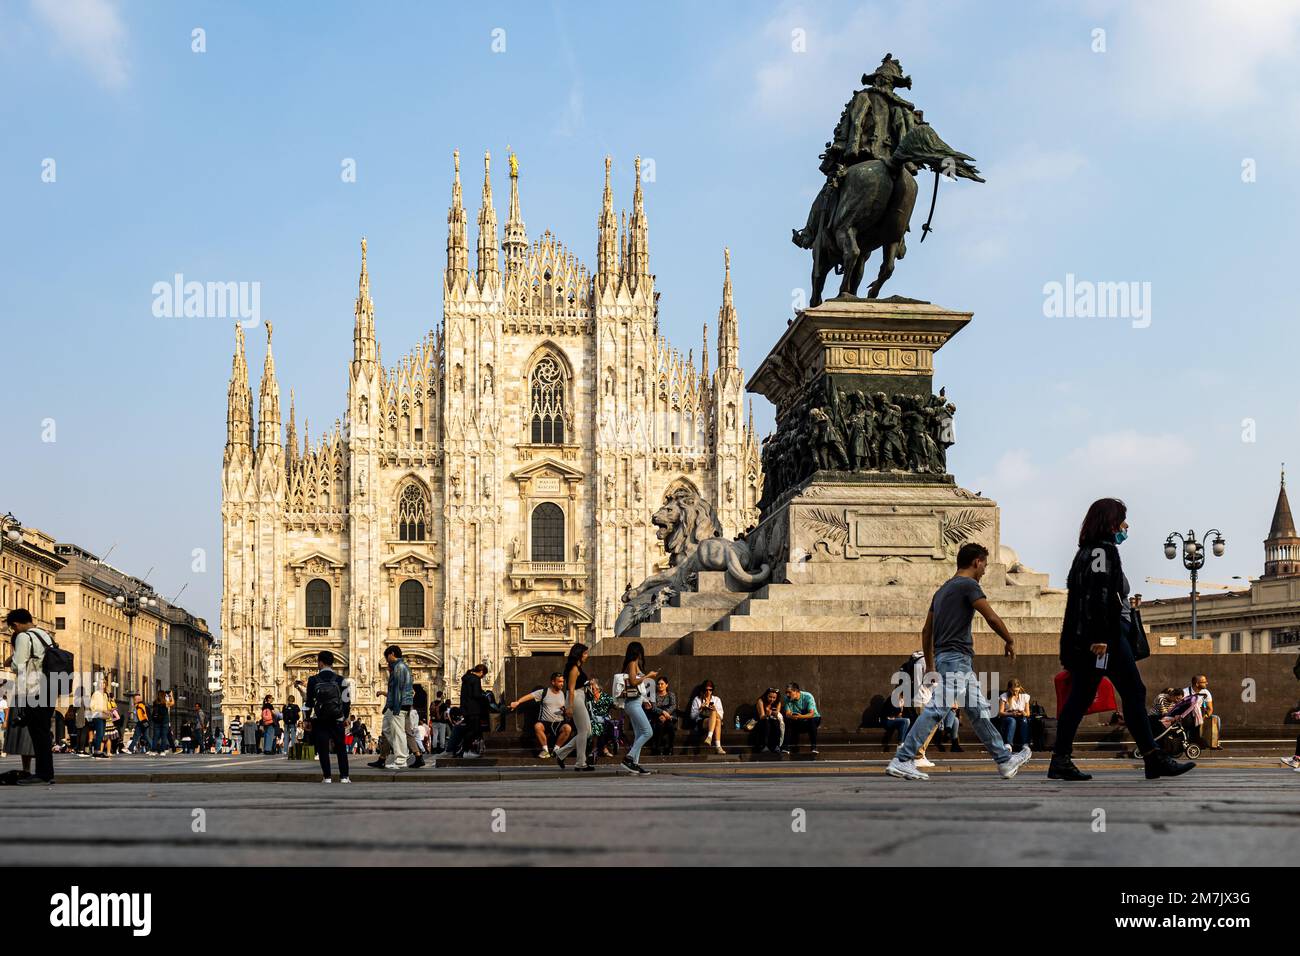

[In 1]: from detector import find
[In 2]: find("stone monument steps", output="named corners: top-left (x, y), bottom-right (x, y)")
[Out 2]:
top-left (683, 629), bottom-right (1064, 655)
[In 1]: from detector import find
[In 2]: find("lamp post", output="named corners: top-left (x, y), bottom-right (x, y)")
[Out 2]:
top-left (114, 585), bottom-right (158, 703)
top-left (0, 512), bottom-right (23, 555)
top-left (1162, 528), bottom-right (1226, 641)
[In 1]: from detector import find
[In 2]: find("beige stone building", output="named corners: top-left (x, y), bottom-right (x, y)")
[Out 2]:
top-left (220, 152), bottom-right (762, 726)
top-left (0, 524), bottom-right (65, 686)
top-left (52, 543), bottom-right (172, 707)
top-left (1143, 472), bottom-right (1300, 654)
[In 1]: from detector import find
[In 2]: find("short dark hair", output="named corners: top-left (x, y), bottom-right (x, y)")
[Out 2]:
top-left (956, 542), bottom-right (989, 569)
top-left (470, 663), bottom-right (487, 675)
top-left (5, 608), bottom-right (33, 627)
top-left (548, 672), bottom-right (563, 682)
top-left (1078, 497), bottom-right (1127, 547)
top-left (384, 645), bottom-right (402, 659)
top-left (786, 682), bottom-right (801, 692)
top-left (317, 650), bottom-right (335, 667)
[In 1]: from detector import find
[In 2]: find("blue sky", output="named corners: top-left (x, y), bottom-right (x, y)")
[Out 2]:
top-left (3, 0), bottom-right (1300, 632)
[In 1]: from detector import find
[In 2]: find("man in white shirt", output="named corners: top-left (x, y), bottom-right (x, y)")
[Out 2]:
top-left (5, 608), bottom-right (55, 784)
top-left (1182, 675), bottom-right (1221, 749)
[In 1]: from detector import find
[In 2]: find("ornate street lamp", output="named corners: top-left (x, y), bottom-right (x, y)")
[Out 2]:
top-left (0, 512), bottom-right (23, 555)
top-left (113, 584), bottom-right (158, 701)
top-left (1162, 528), bottom-right (1226, 641)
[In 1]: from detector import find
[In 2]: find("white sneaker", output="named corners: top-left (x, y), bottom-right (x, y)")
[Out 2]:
top-left (886, 756), bottom-right (929, 780)
top-left (321, 777), bottom-right (332, 784)
top-left (384, 763), bottom-right (405, 770)
top-left (998, 745), bottom-right (1033, 779)
top-left (1281, 756), bottom-right (1300, 770)
top-left (340, 777), bottom-right (351, 784)
top-left (915, 756), bottom-right (936, 769)
top-left (703, 734), bottom-right (713, 746)
top-left (538, 749), bottom-right (550, 759)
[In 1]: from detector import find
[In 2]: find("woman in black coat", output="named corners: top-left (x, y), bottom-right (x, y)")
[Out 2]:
top-left (1051, 497), bottom-right (1196, 781)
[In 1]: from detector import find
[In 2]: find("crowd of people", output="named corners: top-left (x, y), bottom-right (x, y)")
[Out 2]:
top-left (5, 498), bottom-right (1300, 785)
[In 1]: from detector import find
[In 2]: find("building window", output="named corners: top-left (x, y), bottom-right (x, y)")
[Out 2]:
top-left (55, 591), bottom-right (65, 604)
top-left (1229, 632), bottom-right (1241, 653)
top-left (55, 617), bottom-right (66, 630)
top-left (399, 579), bottom-right (425, 628)
top-left (529, 356), bottom-right (566, 444)
top-left (305, 579), bottom-right (332, 628)
top-left (397, 482), bottom-right (429, 541)
top-left (530, 503), bottom-right (565, 562)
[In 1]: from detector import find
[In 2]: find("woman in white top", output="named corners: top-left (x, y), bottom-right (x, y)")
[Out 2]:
top-left (690, 680), bottom-right (726, 754)
top-left (616, 641), bottom-right (657, 775)
top-left (996, 678), bottom-right (1032, 752)
top-left (88, 676), bottom-right (113, 759)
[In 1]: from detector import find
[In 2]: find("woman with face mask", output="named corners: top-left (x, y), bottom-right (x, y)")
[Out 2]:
top-left (1051, 497), bottom-right (1196, 782)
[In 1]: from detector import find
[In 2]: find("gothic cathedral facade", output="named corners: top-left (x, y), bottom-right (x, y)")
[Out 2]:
top-left (220, 152), bottom-right (761, 724)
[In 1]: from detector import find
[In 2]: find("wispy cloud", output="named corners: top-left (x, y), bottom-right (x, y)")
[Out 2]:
top-left (31, 0), bottom-right (129, 89)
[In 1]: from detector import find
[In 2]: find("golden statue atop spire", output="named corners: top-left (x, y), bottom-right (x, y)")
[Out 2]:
top-left (509, 149), bottom-right (518, 178)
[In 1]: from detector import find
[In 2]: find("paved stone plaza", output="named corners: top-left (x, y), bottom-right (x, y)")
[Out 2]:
top-left (1, 756), bottom-right (1295, 865)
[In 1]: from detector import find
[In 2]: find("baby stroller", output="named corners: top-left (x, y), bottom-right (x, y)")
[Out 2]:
top-left (1138, 694), bottom-right (1202, 760)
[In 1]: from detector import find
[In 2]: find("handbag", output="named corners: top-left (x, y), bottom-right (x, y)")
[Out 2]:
top-left (1128, 607), bottom-right (1151, 661)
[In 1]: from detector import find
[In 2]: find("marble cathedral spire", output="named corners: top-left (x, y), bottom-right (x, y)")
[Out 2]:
top-left (256, 322), bottom-right (282, 454)
top-left (286, 388), bottom-right (298, 470)
top-left (353, 237), bottom-right (377, 367)
top-left (446, 150), bottom-right (469, 292)
top-left (476, 150), bottom-right (499, 289)
top-left (625, 156), bottom-right (649, 286)
top-left (596, 155), bottom-right (618, 288)
top-left (225, 322), bottom-right (253, 460)
top-left (717, 247), bottom-right (739, 370)
top-left (502, 150), bottom-right (527, 277)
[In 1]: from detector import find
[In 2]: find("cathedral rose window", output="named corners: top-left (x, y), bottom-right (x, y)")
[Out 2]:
top-left (530, 356), bottom-right (566, 444)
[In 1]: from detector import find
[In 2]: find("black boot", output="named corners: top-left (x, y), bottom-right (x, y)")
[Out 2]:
top-left (1144, 749), bottom-right (1195, 780)
top-left (1047, 754), bottom-right (1092, 781)
top-left (949, 729), bottom-right (964, 753)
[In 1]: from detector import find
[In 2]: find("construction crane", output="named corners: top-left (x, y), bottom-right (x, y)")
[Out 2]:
top-left (1144, 576), bottom-right (1249, 592)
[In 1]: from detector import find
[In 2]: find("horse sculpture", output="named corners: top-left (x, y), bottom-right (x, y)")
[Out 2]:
top-left (801, 124), bottom-right (983, 306)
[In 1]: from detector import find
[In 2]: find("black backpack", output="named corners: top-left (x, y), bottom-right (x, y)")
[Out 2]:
top-left (314, 675), bottom-right (344, 722)
top-left (35, 630), bottom-right (74, 679)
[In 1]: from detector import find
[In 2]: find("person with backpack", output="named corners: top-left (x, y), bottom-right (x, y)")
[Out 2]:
top-left (303, 650), bottom-right (352, 783)
top-left (148, 691), bottom-right (170, 755)
top-left (3, 608), bottom-right (59, 785)
top-left (282, 695), bottom-right (301, 758)
top-left (259, 695), bottom-right (279, 754)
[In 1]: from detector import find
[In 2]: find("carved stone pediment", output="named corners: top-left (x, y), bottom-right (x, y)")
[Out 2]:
top-left (382, 549), bottom-right (440, 583)
top-left (510, 457), bottom-right (584, 497)
top-left (288, 550), bottom-right (346, 587)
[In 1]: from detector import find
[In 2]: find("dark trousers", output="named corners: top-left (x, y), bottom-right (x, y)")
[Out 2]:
top-left (1055, 624), bottom-right (1157, 759)
top-left (651, 718), bottom-right (677, 755)
top-left (785, 715), bottom-right (821, 751)
top-left (757, 716), bottom-right (782, 751)
top-left (313, 721), bottom-right (349, 779)
top-left (27, 707), bottom-right (54, 781)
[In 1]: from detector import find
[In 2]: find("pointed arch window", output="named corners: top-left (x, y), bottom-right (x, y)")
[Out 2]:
top-left (398, 482), bottom-right (429, 541)
top-left (530, 356), bottom-right (566, 444)
top-left (531, 503), bottom-right (565, 562)
top-left (399, 579), bottom-right (425, 628)
top-left (305, 579), bottom-right (332, 628)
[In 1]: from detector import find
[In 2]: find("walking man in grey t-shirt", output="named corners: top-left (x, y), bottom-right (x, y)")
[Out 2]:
top-left (887, 543), bottom-right (1032, 781)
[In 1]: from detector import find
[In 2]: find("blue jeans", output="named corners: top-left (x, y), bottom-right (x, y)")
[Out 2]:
top-left (283, 722), bottom-right (297, 756)
top-left (150, 722), bottom-right (168, 753)
top-left (129, 722), bottom-right (148, 752)
top-left (89, 717), bottom-right (106, 751)
top-left (997, 715), bottom-right (1030, 750)
top-left (624, 702), bottom-right (652, 763)
top-left (897, 650), bottom-right (1010, 764)
top-left (262, 725), bottom-right (276, 754)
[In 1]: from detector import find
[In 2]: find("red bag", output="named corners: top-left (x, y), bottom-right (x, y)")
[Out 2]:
top-left (1054, 670), bottom-right (1117, 718)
